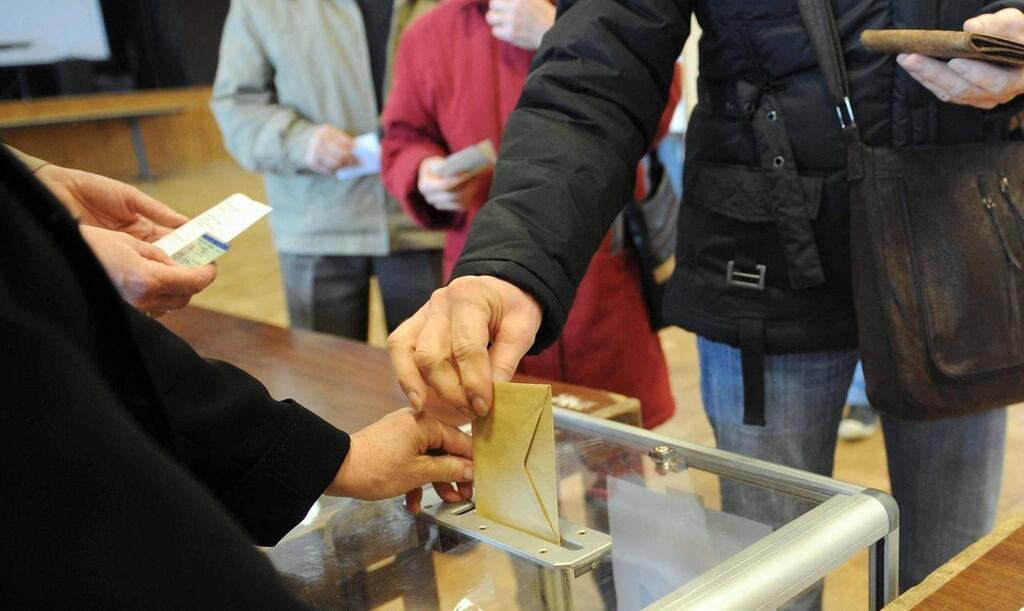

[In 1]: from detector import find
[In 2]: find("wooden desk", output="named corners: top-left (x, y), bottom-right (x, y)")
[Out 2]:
top-left (887, 516), bottom-right (1024, 610)
top-left (160, 307), bottom-right (642, 433)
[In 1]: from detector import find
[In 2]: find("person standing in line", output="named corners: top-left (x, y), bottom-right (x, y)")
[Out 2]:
top-left (212, 0), bottom-right (444, 340)
top-left (381, 0), bottom-right (682, 427)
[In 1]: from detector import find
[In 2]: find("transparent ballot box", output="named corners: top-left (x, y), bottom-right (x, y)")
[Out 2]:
top-left (265, 410), bottom-right (898, 610)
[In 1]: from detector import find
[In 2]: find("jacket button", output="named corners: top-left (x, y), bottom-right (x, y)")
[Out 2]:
top-left (726, 101), bottom-right (736, 111)
top-left (767, 110), bottom-right (778, 122)
top-left (772, 156), bottom-right (785, 168)
top-left (744, 102), bottom-right (756, 114)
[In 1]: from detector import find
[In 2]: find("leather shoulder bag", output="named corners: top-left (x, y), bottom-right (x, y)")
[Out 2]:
top-left (799, 0), bottom-right (1024, 419)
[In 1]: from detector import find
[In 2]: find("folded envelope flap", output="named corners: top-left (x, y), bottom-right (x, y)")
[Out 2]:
top-left (472, 383), bottom-right (561, 544)
top-left (524, 385), bottom-right (559, 543)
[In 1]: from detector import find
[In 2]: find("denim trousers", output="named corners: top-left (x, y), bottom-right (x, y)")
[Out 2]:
top-left (697, 337), bottom-right (1007, 607)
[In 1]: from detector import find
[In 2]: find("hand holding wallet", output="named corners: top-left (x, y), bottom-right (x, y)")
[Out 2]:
top-left (861, 29), bottom-right (1024, 66)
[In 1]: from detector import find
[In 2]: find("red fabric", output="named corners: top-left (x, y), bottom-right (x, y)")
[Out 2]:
top-left (382, 0), bottom-right (680, 427)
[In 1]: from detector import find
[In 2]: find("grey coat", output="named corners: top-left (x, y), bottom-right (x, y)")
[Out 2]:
top-left (211, 0), bottom-right (442, 255)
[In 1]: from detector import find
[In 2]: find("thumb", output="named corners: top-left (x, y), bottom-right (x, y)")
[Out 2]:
top-left (421, 455), bottom-right (473, 485)
top-left (488, 312), bottom-right (538, 382)
top-left (488, 335), bottom-right (529, 383)
top-left (965, 9), bottom-right (1024, 38)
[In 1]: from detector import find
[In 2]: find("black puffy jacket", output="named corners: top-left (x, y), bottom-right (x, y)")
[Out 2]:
top-left (451, 0), bottom-right (1024, 357)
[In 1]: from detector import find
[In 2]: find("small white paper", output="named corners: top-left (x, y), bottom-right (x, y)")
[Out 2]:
top-left (154, 193), bottom-right (271, 258)
top-left (334, 132), bottom-right (381, 181)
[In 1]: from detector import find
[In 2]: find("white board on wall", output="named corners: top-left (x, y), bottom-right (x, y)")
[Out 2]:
top-left (0, 0), bottom-right (110, 67)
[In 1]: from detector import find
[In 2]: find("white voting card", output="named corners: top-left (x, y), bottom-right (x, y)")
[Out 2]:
top-left (154, 193), bottom-right (270, 261)
top-left (335, 132), bottom-right (381, 181)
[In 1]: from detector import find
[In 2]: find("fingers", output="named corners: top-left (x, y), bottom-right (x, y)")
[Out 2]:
top-left (432, 481), bottom-right (464, 503)
top-left (898, 53), bottom-right (997, 108)
top-left (125, 185), bottom-right (188, 229)
top-left (148, 260), bottom-right (218, 297)
top-left (418, 416), bottom-right (476, 501)
top-left (948, 58), bottom-right (1015, 95)
top-left (307, 125), bottom-right (356, 172)
top-left (414, 291), bottom-right (474, 415)
top-left (405, 487), bottom-right (424, 514)
top-left (421, 454), bottom-right (473, 487)
top-left (387, 305), bottom-right (431, 410)
top-left (449, 283), bottom-right (497, 417)
top-left (420, 412), bottom-right (474, 459)
top-left (138, 293), bottom-right (192, 312)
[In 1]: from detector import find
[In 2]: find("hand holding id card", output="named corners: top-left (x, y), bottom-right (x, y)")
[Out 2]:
top-left (154, 194), bottom-right (270, 267)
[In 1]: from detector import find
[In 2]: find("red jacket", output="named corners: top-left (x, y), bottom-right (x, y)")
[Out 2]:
top-left (383, 0), bottom-right (680, 426)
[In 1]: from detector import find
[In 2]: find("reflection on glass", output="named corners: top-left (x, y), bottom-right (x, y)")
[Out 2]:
top-left (265, 426), bottom-right (821, 609)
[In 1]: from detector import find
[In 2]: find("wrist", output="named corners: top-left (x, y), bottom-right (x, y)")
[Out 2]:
top-left (328, 432), bottom-right (366, 498)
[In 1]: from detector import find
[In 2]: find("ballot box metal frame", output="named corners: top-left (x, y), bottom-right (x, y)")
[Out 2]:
top-left (269, 408), bottom-right (899, 610)
top-left (551, 409), bottom-right (899, 611)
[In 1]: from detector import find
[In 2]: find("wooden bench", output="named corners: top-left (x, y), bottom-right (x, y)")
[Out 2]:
top-left (0, 103), bottom-right (186, 179)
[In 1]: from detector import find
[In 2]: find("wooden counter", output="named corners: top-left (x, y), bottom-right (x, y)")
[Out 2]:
top-left (160, 306), bottom-right (641, 433)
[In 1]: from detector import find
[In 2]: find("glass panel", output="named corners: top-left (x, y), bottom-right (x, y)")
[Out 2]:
top-left (265, 427), bottom-right (827, 610)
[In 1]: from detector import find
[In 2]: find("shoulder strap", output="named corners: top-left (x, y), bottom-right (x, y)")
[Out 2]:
top-left (797, 0), bottom-right (857, 129)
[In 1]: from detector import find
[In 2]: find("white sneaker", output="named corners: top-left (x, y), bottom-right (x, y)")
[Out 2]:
top-left (838, 404), bottom-right (878, 441)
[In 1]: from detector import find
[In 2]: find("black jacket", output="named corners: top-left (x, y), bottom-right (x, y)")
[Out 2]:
top-left (451, 0), bottom-right (1024, 355)
top-left (0, 147), bottom-right (344, 608)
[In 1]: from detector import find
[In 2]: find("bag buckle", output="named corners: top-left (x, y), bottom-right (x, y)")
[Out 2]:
top-left (726, 261), bottom-right (767, 290)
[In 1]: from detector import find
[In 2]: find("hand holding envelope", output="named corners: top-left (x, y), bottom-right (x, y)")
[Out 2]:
top-left (472, 382), bottom-right (561, 544)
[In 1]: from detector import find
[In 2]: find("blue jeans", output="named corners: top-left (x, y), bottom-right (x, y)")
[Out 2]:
top-left (698, 337), bottom-right (1006, 606)
top-left (846, 361), bottom-right (869, 408)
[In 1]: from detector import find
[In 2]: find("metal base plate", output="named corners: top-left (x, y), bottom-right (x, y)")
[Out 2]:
top-left (417, 493), bottom-right (612, 576)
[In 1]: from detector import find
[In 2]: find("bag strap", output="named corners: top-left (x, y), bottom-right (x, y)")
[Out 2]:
top-left (796, 0), bottom-right (857, 130)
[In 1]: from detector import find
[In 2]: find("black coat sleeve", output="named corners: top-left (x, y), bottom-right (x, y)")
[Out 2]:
top-left (128, 307), bottom-right (351, 544)
top-left (0, 143), bottom-right (349, 547)
top-left (0, 306), bottom-right (315, 608)
top-left (449, 0), bottom-right (691, 350)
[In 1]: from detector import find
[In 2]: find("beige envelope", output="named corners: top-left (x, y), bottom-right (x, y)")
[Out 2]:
top-left (472, 382), bottom-right (561, 544)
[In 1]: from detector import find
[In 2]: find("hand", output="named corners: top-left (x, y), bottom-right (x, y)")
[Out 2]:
top-left (326, 408), bottom-right (474, 513)
top-left (35, 164), bottom-right (187, 241)
top-left (417, 156), bottom-right (484, 212)
top-left (898, 8), bottom-right (1024, 109)
top-left (485, 0), bottom-right (555, 50)
top-left (386, 276), bottom-right (543, 426)
top-left (305, 124), bottom-right (358, 175)
top-left (81, 226), bottom-right (217, 314)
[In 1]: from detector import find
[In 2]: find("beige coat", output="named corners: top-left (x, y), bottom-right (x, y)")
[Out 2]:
top-left (211, 0), bottom-right (441, 255)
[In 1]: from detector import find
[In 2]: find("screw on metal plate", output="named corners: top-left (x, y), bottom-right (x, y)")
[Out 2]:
top-left (648, 445), bottom-right (686, 474)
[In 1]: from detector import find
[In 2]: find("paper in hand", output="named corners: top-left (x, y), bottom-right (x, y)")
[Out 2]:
top-left (171, 234), bottom-right (229, 266)
top-left (472, 382), bottom-right (561, 544)
top-left (335, 132), bottom-right (382, 181)
top-left (154, 193), bottom-right (270, 266)
top-left (436, 140), bottom-right (497, 178)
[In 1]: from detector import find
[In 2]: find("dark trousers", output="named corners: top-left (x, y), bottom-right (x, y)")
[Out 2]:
top-left (279, 250), bottom-right (442, 341)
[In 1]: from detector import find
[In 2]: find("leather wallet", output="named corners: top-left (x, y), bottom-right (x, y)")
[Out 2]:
top-left (861, 29), bottom-right (1024, 66)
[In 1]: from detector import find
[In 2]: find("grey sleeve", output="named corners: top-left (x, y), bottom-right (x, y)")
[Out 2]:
top-left (210, 0), bottom-right (317, 174)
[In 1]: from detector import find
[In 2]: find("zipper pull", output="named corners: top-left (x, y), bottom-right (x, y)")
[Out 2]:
top-left (979, 174), bottom-right (995, 209)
